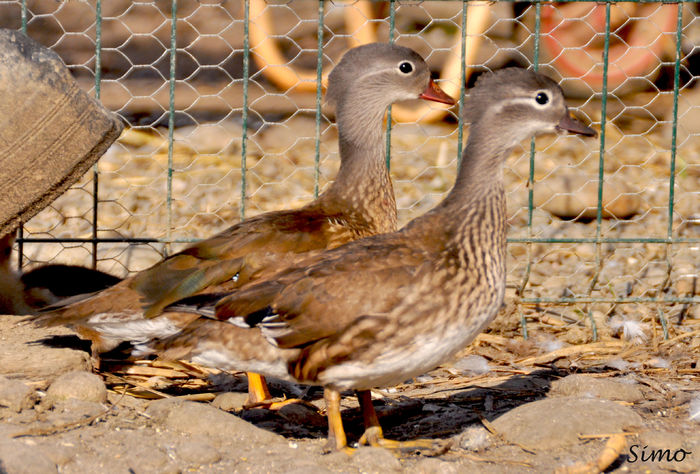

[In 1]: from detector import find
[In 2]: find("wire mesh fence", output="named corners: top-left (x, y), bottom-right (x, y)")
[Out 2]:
top-left (1, 1), bottom-right (699, 340)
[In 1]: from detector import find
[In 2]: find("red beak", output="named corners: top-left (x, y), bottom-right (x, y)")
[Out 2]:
top-left (419, 79), bottom-right (455, 105)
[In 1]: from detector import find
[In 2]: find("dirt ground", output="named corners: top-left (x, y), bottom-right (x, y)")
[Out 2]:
top-left (0, 314), bottom-right (698, 473)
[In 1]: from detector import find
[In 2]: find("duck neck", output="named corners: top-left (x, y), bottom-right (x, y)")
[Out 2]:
top-left (444, 121), bottom-right (513, 207)
top-left (319, 99), bottom-right (396, 233)
top-left (404, 121), bottom-right (510, 248)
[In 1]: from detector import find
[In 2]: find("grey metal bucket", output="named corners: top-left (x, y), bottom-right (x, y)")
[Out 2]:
top-left (0, 28), bottom-right (123, 238)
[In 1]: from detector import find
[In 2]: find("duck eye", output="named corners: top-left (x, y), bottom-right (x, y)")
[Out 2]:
top-left (535, 92), bottom-right (549, 105)
top-left (399, 62), bottom-right (413, 74)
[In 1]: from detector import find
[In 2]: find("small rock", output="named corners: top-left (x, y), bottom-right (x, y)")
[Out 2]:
top-left (412, 457), bottom-right (459, 474)
top-left (44, 399), bottom-right (106, 425)
top-left (285, 461), bottom-right (334, 474)
top-left (351, 446), bottom-right (402, 472)
top-left (673, 256), bottom-right (699, 296)
top-left (0, 376), bottom-right (35, 412)
top-left (211, 391), bottom-right (248, 411)
top-left (686, 305), bottom-right (700, 320)
top-left (277, 403), bottom-right (327, 427)
top-left (124, 444), bottom-right (172, 474)
top-left (46, 371), bottom-right (107, 405)
top-left (638, 430), bottom-right (686, 451)
top-left (0, 318), bottom-right (91, 381)
top-left (633, 430), bottom-right (698, 471)
top-left (0, 439), bottom-right (57, 474)
top-left (37, 444), bottom-right (76, 467)
top-left (176, 439), bottom-right (221, 465)
top-left (550, 374), bottom-right (644, 402)
top-left (459, 425), bottom-right (492, 451)
top-left (147, 399), bottom-right (282, 446)
top-left (534, 173), bottom-right (641, 220)
top-left (492, 397), bottom-right (643, 449)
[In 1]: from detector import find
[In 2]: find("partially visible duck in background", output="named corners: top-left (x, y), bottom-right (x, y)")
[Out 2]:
top-left (32, 43), bottom-right (455, 407)
top-left (0, 230), bottom-right (121, 314)
top-left (0, 231), bottom-right (30, 314)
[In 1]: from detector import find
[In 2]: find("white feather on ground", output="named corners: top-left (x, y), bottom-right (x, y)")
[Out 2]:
top-left (609, 316), bottom-right (649, 344)
top-left (690, 394), bottom-right (700, 422)
top-left (536, 336), bottom-right (566, 353)
top-left (452, 355), bottom-right (491, 376)
top-left (647, 357), bottom-right (670, 369)
top-left (605, 358), bottom-right (631, 371)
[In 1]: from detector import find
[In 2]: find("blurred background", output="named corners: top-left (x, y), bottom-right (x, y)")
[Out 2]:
top-left (1, 0), bottom-right (699, 341)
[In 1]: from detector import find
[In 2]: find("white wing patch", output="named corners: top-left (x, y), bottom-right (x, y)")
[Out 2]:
top-left (88, 313), bottom-right (183, 346)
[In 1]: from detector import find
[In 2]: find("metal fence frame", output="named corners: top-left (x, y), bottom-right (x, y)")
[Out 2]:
top-left (9, 0), bottom-right (700, 339)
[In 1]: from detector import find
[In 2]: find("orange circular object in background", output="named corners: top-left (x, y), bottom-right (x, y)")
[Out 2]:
top-left (539, 3), bottom-right (678, 97)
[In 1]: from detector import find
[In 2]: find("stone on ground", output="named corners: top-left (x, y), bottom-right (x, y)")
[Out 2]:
top-left (175, 438), bottom-right (222, 465)
top-left (146, 398), bottom-right (282, 446)
top-left (351, 447), bottom-right (402, 472)
top-left (459, 424), bottom-right (492, 451)
top-left (549, 374), bottom-right (644, 402)
top-left (46, 371), bottom-right (107, 405)
top-left (277, 402), bottom-right (327, 427)
top-left (211, 391), bottom-right (247, 411)
top-left (0, 317), bottom-right (91, 382)
top-left (0, 376), bottom-right (35, 412)
top-left (492, 397), bottom-right (643, 449)
top-left (0, 439), bottom-right (57, 474)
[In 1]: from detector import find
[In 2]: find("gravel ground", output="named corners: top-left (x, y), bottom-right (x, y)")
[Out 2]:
top-left (0, 315), bottom-right (698, 473)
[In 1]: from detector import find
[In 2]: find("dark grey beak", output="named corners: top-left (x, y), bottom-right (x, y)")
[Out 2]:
top-left (557, 110), bottom-right (597, 137)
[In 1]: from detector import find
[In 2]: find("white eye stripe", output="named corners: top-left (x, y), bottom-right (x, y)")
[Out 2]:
top-left (489, 96), bottom-right (553, 115)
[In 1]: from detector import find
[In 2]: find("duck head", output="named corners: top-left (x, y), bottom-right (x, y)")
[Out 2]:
top-left (326, 42), bottom-right (454, 112)
top-left (463, 68), bottom-right (596, 149)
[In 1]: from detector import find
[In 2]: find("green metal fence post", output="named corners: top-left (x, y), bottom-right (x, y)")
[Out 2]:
top-left (165, 0), bottom-right (177, 256)
top-left (456, 0), bottom-right (468, 164)
top-left (517, 1), bottom-right (542, 339)
top-left (313, 1), bottom-right (325, 199)
top-left (582, 1), bottom-right (613, 342)
top-left (17, 0), bottom-right (27, 270)
top-left (240, 0), bottom-right (251, 221)
top-left (92, 0), bottom-right (102, 269)
top-left (657, 1), bottom-right (685, 339)
top-left (385, 0), bottom-right (396, 172)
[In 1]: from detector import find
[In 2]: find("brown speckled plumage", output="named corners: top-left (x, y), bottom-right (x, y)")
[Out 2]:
top-left (149, 68), bottom-right (596, 451)
top-left (31, 44), bottom-right (454, 358)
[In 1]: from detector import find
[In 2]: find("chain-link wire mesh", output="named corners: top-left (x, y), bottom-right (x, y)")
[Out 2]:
top-left (1, 1), bottom-right (698, 341)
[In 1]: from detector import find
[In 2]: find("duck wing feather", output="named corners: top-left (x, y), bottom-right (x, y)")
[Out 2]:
top-left (213, 232), bottom-right (434, 350)
top-left (33, 206), bottom-right (355, 326)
